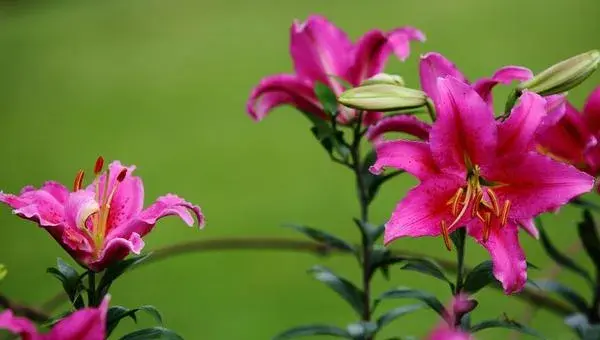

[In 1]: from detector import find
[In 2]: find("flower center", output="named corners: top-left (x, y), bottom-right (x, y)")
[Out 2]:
top-left (439, 163), bottom-right (511, 251)
top-left (72, 156), bottom-right (127, 255)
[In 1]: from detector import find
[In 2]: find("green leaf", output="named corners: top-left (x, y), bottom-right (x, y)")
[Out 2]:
top-left (98, 253), bottom-right (151, 296)
top-left (46, 258), bottom-right (84, 308)
top-left (309, 266), bottom-right (365, 317)
top-left (346, 321), bottom-right (378, 339)
top-left (533, 279), bottom-right (589, 313)
top-left (450, 228), bottom-right (466, 252)
top-left (578, 210), bottom-right (600, 271)
top-left (470, 319), bottom-right (545, 339)
top-left (118, 327), bottom-right (183, 340)
top-left (273, 324), bottom-right (351, 339)
top-left (374, 287), bottom-right (445, 317)
top-left (367, 245), bottom-right (406, 280)
top-left (462, 261), bottom-right (498, 294)
top-left (107, 305), bottom-right (164, 336)
top-left (400, 258), bottom-right (455, 291)
top-left (376, 304), bottom-right (424, 329)
top-left (284, 224), bottom-right (356, 254)
top-left (537, 217), bottom-right (593, 286)
top-left (566, 313), bottom-right (600, 340)
top-left (0, 264), bottom-right (6, 281)
top-left (314, 82), bottom-right (339, 116)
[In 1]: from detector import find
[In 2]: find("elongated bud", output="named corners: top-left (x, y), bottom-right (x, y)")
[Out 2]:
top-left (359, 73), bottom-right (405, 86)
top-left (519, 50), bottom-right (600, 96)
top-left (338, 84), bottom-right (428, 112)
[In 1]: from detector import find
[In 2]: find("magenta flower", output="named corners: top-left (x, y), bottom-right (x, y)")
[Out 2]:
top-left (0, 158), bottom-right (204, 272)
top-left (0, 296), bottom-right (109, 340)
top-left (246, 15), bottom-right (425, 124)
top-left (371, 77), bottom-right (594, 293)
top-left (537, 86), bottom-right (600, 179)
top-left (428, 294), bottom-right (475, 340)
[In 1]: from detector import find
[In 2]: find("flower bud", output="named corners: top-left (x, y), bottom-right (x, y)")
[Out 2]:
top-left (0, 264), bottom-right (6, 281)
top-left (519, 50), bottom-right (600, 96)
top-left (338, 84), bottom-right (428, 112)
top-left (359, 73), bottom-right (405, 86)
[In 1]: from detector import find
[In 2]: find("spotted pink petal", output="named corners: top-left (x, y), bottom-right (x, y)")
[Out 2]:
top-left (48, 295), bottom-right (109, 340)
top-left (384, 174), bottom-right (465, 244)
top-left (419, 53), bottom-right (468, 104)
top-left (0, 187), bottom-right (65, 228)
top-left (370, 140), bottom-right (439, 181)
top-left (468, 221), bottom-right (527, 294)
top-left (430, 77), bottom-right (497, 177)
top-left (583, 86), bottom-right (600, 134)
top-left (246, 74), bottom-right (325, 121)
top-left (472, 66), bottom-right (533, 110)
top-left (366, 115), bottom-right (431, 144)
top-left (497, 91), bottom-right (546, 155)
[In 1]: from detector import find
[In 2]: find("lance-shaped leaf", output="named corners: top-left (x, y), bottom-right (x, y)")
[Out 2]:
top-left (368, 245), bottom-right (407, 280)
top-left (374, 287), bottom-right (445, 317)
top-left (400, 258), bottom-right (455, 291)
top-left (305, 113), bottom-right (350, 159)
top-left (285, 224), bottom-right (356, 254)
top-left (533, 279), bottom-right (589, 313)
top-left (470, 319), bottom-right (545, 338)
top-left (118, 327), bottom-right (183, 340)
top-left (565, 313), bottom-right (600, 340)
top-left (273, 325), bottom-right (352, 339)
top-left (578, 210), bottom-right (600, 271)
top-left (462, 261), bottom-right (498, 294)
top-left (46, 258), bottom-right (84, 308)
top-left (376, 304), bottom-right (424, 329)
top-left (537, 217), bottom-right (593, 286)
top-left (346, 321), bottom-right (378, 339)
top-left (314, 82), bottom-right (339, 116)
top-left (309, 266), bottom-right (366, 316)
top-left (107, 305), bottom-right (164, 336)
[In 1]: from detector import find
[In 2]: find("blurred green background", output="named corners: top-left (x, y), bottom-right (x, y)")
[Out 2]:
top-left (0, 0), bottom-right (599, 339)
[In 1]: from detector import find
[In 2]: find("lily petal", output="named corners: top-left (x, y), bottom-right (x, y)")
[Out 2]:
top-left (291, 15), bottom-right (352, 85)
top-left (64, 190), bottom-right (99, 231)
top-left (429, 327), bottom-right (472, 340)
top-left (384, 174), bottom-right (465, 244)
top-left (469, 221), bottom-right (527, 294)
top-left (246, 74), bottom-right (325, 121)
top-left (488, 152), bottom-right (594, 219)
top-left (0, 310), bottom-right (40, 340)
top-left (91, 233), bottom-right (144, 272)
top-left (419, 53), bottom-right (468, 103)
top-left (347, 27), bottom-right (425, 85)
top-left (108, 194), bottom-right (204, 240)
top-left (49, 295), bottom-right (109, 340)
top-left (537, 95), bottom-right (567, 134)
top-left (497, 91), bottom-right (546, 155)
top-left (518, 218), bottom-right (539, 239)
top-left (370, 140), bottom-right (439, 181)
top-left (366, 115), bottom-right (431, 144)
top-left (583, 86), bottom-right (600, 134)
top-left (0, 188), bottom-right (65, 227)
top-left (473, 66), bottom-right (533, 109)
top-left (430, 77), bottom-right (497, 175)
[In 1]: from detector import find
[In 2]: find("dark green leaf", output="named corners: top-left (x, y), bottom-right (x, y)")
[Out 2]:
top-left (118, 327), bottom-right (183, 340)
top-left (470, 319), bottom-right (545, 339)
top-left (533, 280), bottom-right (589, 313)
top-left (400, 259), bottom-right (455, 291)
top-left (578, 210), bottom-right (600, 271)
top-left (368, 246), bottom-right (406, 280)
top-left (537, 217), bottom-right (593, 286)
top-left (376, 304), bottom-right (424, 329)
top-left (346, 321), bottom-right (377, 339)
top-left (462, 261), bottom-right (498, 294)
top-left (571, 197), bottom-right (600, 213)
top-left (565, 313), bottom-right (589, 338)
top-left (284, 224), bottom-right (356, 254)
top-left (46, 258), bottom-right (84, 308)
top-left (309, 266), bottom-right (365, 317)
top-left (374, 287), bottom-right (445, 317)
top-left (314, 82), bottom-right (339, 116)
top-left (98, 253), bottom-right (151, 296)
top-left (273, 325), bottom-right (351, 339)
top-left (107, 305), bottom-right (164, 336)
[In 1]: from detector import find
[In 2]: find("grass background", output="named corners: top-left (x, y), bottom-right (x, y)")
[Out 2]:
top-left (0, 0), bottom-right (599, 338)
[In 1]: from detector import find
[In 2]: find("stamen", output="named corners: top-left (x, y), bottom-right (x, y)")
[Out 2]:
top-left (440, 220), bottom-right (452, 251)
top-left (471, 188), bottom-right (483, 218)
top-left (448, 185), bottom-right (473, 230)
top-left (73, 170), bottom-right (85, 191)
top-left (94, 156), bottom-right (104, 175)
top-left (483, 212), bottom-right (492, 242)
top-left (500, 200), bottom-right (511, 226)
top-left (116, 169), bottom-right (127, 182)
top-left (451, 187), bottom-right (465, 216)
top-left (487, 188), bottom-right (500, 217)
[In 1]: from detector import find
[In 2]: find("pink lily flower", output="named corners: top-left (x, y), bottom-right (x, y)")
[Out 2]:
top-left (246, 15), bottom-right (425, 124)
top-left (0, 296), bottom-right (109, 340)
top-left (428, 294), bottom-right (475, 340)
top-left (537, 86), bottom-right (600, 180)
top-left (371, 77), bottom-right (594, 293)
top-left (0, 158), bottom-right (204, 272)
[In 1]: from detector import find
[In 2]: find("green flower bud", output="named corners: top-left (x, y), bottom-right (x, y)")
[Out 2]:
top-left (359, 73), bottom-right (405, 86)
top-left (519, 50), bottom-right (600, 96)
top-left (338, 84), bottom-right (428, 112)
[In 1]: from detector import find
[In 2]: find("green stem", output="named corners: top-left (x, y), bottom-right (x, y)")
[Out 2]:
top-left (455, 232), bottom-right (466, 294)
top-left (88, 271), bottom-right (96, 307)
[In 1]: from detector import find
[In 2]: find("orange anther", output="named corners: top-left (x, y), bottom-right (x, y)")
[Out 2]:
top-left (440, 220), bottom-right (452, 251)
top-left (73, 170), bottom-right (85, 191)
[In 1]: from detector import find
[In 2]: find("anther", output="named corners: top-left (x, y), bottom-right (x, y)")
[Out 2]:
top-left (471, 188), bottom-right (484, 218)
top-left (500, 200), bottom-right (511, 226)
top-left (451, 187), bottom-right (464, 216)
top-left (440, 220), bottom-right (452, 251)
top-left (483, 212), bottom-right (492, 242)
top-left (487, 189), bottom-right (500, 216)
top-left (94, 156), bottom-right (104, 175)
top-left (73, 170), bottom-right (85, 191)
top-left (116, 169), bottom-right (127, 182)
